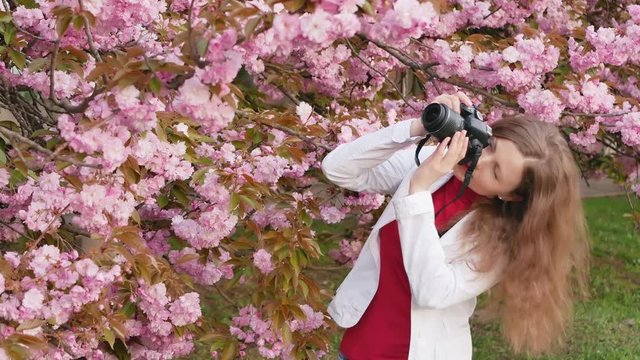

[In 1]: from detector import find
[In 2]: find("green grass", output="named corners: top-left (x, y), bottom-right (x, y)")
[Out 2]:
top-left (471, 196), bottom-right (640, 359)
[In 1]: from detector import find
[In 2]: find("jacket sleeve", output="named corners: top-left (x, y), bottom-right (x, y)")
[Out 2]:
top-left (392, 191), bottom-right (505, 309)
top-left (321, 119), bottom-right (431, 195)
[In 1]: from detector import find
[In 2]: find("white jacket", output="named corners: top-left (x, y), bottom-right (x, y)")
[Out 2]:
top-left (322, 119), bottom-right (505, 360)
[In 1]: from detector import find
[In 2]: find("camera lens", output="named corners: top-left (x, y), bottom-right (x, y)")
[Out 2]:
top-left (421, 103), bottom-right (464, 141)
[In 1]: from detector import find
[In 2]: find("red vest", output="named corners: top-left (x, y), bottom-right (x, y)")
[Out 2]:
top-left (340, 177), bottom-right (483, 359)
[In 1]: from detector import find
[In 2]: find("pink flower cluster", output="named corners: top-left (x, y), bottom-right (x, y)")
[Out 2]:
top-left (168, 247), bottom-right (234, 285)
top-left (431, 40), bottom-right (474, 78)
top-left (366, 0), bottom-right (438, 43)
top-left (346, 43), bottom-right (399, 100)
top-left (112, 86), bottom-right (165, 132)
top-left (137, 282), bottom-right (202, 334)
top-left (329, 239), bottom-right (364, 267)
top-left (0, 248), bottom-right (121, 328)
top-left (517, 88), bottom-right (565, 124)
top-left (230, 304), bottom-right (326, 358)
top-left (299, 45), bottom-right (352, 96)
top-left (132, 132), bottom-right (194, 181)
top-left (58, 114), bottom-right (131, 172)
top-left (560, 78), bottom-right (615, 114)
top-left (252, 249), bottom-right (275, 275)
top-left (171, 207), bottom-right (238, 249)
top-left (172, 73), bottom-right (236, 136)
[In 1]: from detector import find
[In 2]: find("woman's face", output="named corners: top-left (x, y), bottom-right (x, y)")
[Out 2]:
top-left (452, 137), bottom-right (526, 200)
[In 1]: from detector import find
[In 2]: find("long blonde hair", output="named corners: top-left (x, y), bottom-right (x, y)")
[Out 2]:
top-left (459, 115), bottom-right (590, 355)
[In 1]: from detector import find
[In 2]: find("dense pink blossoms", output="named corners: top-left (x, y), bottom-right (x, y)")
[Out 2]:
top-left (0, 0), bottom-right (638, 358)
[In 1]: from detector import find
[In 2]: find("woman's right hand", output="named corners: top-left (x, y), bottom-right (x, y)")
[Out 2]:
top-left (410, 91), bottom-right (474, 137)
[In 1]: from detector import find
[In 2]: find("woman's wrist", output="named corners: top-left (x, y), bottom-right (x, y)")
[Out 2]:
top-left (410, 118), bottom-right (427, 137)
top-left (409, 175), bottom-right (438, 194)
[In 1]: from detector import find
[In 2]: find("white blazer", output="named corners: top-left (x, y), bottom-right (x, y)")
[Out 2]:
top-left (321, 119), bottom-right (505, 360)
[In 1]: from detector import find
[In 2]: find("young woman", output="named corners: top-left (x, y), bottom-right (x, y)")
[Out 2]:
top-left (322, 92), bottom-right (590, 360)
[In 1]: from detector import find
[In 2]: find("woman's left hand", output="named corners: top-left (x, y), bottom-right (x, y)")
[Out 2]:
top-left (409, 130), bottom-right (469, 194)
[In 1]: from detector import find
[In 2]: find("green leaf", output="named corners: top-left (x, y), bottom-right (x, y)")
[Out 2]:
top-left (130, 209), bottom-right (141, 225)
top-left (0, 11), bottom-right (12, 23)
top-left (245, 127), bottom-right (262, 145)
top-left (244, 17), bottom-right (261, 38)
top-left (9, 169), bottom-right (27, 188)
top-left (196, 38), bottom-right (208, 57)
top-left (103, 328), bottom-right (116, 349)
top-left (16, 0), bottom-right (38, 8)
top-left (171, 186), bottom-right (189, 207)
top-left (3, 24), bottom-right (16, 44)
top-left (168, 236), bottom-right (186, 250)
top-left (283, 0), bottom-right (306, 12)
top-left (238, 194), bottom-right (259, 210)
top-left (359, 0), bottom-right (376, 17)
top-left (56, 15), bottom-right (72, 38)
top-left (157, 194), bottom-right (169, 208)
top-left (0, 148), bottom-right (6, 164)
top-left (8, 49), bottom-right (25, 69)
top-left (149, 77), bottom-right (162, 95)
top-left (122, 302), bottom-right (136, 318)
top-left (71, 15), bottom-right (85, 31)
top-left (191, 167), bottom-right (210, 186)
top-left (300, 211), bottom-right (312, 227)
top-left (220, 341), bottom-right (237, 360)
top-left (229, 193), bottom-right (240, 212)
top-left (155, 123), bottom-right (167, 142)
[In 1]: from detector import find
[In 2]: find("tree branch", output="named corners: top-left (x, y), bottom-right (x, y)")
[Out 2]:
top-left (261, 121), bottom-right (331, 151)
top-left (345, 39), bottom-right (418, 112)
top-left (359, 34), bottom-right (520, 107)
top-left (187, 0), bottom-right (209, 68)
top-left (0, 220), bottom-right (33, 240)
top-left (77, 0), bottom-right (102, 62)
top-left (0, 126), bottom-right (102, 169)
top-left (361, 34), bottom-right (640, 122)
top-left (561, 110), bottom-right (633, 118)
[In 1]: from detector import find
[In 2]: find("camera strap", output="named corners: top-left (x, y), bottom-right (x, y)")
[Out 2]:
top-left (414, 135), bottom-right (431, 167)
top-left (414, 137), bottom-right (482, 221)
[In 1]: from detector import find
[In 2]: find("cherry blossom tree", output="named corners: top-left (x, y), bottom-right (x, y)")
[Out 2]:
top-left (0, 0), bottom-right (638, 359)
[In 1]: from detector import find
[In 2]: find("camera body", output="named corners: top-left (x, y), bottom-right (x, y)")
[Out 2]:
top-left (420, 103), bottom-right (492, 165)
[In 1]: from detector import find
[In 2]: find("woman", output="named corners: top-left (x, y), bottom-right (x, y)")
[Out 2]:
top-left (322, 92), bottom-right (590, 359)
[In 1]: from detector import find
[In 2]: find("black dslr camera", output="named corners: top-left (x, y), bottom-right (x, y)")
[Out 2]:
top-left (414, 103), bottom-right (492, 166)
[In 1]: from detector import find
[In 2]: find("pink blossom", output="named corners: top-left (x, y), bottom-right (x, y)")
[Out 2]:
top-left (172, 75), bottom-right (235, 135)
top-left (132, 133), bottom-right (194, 181)
top-left (319, 205), bottom-right (348, 224)
top-left (329, 239), bottom-right (363, 266)
top-left (0, 168), bottom-right (9, 188)
top-left (252, 155), bottom-right (289, 184)
top-left (169, 292), bottom-right (202, 326)
top-left (288, 304), bottom-right (325, 333)
top-left (319, 0), bottom-right (364, 13)
top-left (22, 288), bottom-right (45, 311)
top-left (29, 245), bottom-right (61, 277)
top-left (253, 249), bottom-right (275, 274)
top-left (431, 40), bottom-right (474, 78)
top-left (296, 102), bottom-right (313, 123)
top-left (300, 10), bottom-right (333, 44)
top-left (517, 88), bottom-right (564, 124)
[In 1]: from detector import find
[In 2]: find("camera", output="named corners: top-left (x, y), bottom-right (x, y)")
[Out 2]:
top-left (420, 103), bottom-right (492, 165)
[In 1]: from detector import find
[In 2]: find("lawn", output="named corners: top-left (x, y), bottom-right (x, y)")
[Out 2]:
top-left (193, 195), bottom-right (640, 359)
top-left (471, 196), bottom-right (640, 359)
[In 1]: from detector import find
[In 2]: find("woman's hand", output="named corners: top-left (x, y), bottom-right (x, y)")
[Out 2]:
top-left (409, 130), bottom-right (469, 194)
top-left (410, 91), bottom-right (474, 137)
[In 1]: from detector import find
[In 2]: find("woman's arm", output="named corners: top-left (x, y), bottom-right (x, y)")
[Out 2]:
top-left (321, 118), bottom-right (430, 195)
top-left (392, 191), bottom-right (504, 309)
